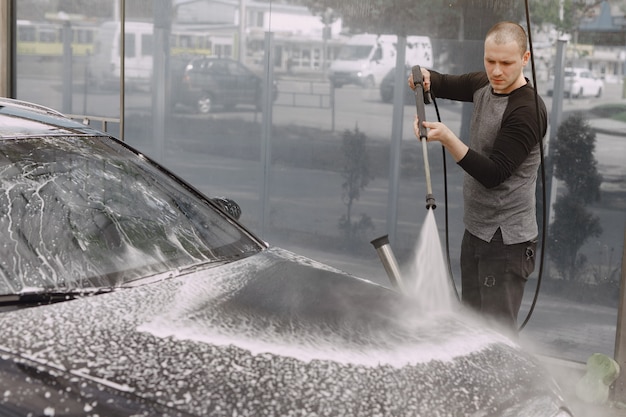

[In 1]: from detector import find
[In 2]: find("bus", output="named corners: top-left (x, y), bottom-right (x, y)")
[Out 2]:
top-left (17, 19), bottom-right (96, 57)
top-left (87, 21), bottom-right (232, 88)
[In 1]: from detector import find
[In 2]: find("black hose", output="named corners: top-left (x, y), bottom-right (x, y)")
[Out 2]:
top-left (519, 0), bottom-right (546, 331)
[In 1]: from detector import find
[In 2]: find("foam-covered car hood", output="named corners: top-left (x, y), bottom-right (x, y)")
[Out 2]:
top-left (0, 247), bottom-right (568, 416)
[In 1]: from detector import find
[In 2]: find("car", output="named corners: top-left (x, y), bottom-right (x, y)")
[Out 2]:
top-left (171, 56), bottom-right (278, 114)
top-left (547, 67), bottom-right (603, 98)
top-left (0, 98), bottom-right (572, 416)
top-left (379, 66), bottom-right (415, 104)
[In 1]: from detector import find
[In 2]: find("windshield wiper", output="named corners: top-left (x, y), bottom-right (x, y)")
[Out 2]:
top-left (0, 287), bottom-right (115, 308)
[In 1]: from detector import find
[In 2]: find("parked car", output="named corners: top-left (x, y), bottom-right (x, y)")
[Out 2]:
top-left (171, 56), bottom-right (278, 113)
top-left (0, 98), bottom-right (572, 416)
top-left (379, 66), bottom-right (415, 104)
top-left (547, 67), bottom-right (603, 98)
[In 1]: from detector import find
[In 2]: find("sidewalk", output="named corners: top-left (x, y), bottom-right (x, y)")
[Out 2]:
top-left (588, 117), bottom-right (626, 136)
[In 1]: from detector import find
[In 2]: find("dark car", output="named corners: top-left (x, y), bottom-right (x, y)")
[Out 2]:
top-left (0, 98), bottom-right (572, 416)
top-left (379, 66), bottom-right (415, 105)
top-left (171, 56), bottom-right (278, 114)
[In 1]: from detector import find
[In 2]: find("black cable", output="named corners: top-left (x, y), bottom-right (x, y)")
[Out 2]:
top-left (519, 0), bottom-right (547, 331)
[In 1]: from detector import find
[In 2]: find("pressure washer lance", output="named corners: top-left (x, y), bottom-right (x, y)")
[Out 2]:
top-left (412, 65), bottom-right (436, 210)
top-left (370, 235), bottom-right (407, 294)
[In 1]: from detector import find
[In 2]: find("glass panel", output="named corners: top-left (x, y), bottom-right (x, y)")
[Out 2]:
top-left (12, 0), bottom-right (625, 366)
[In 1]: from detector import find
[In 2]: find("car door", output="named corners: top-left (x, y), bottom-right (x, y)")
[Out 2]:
top-left (203, 59), bottom-right (235, 106)
top-left (580, 70), bottom-right (593, 96)
top-left (227, 60), bottom-right (260, 106)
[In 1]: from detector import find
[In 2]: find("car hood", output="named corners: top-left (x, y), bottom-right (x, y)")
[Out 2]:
top-left (0, 247), bottom-right (568, 416)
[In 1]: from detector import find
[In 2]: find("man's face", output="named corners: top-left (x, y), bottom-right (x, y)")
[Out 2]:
top-left (483, 38), bottom-right (529, 94)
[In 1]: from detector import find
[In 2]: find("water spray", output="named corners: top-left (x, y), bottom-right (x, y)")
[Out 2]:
top-left (369, 66), bottom-right (440, 293)
top-left (411, 65), bottom-right (436, 210)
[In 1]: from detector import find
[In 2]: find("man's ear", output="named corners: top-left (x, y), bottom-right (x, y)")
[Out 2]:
top-left (522, 51), bottom-right (530, 66)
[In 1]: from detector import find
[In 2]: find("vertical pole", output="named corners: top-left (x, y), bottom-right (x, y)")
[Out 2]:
top-left (386, 35), bottom-right (406, 245)
top-left (0, 0), bottom-right (15, 98)
top-left (153, 0), bottom-right (172, 163)
top-left (545, 38), bottom-right (567, 225)
top-left (260, 31), bottom-right (274, 238)
top-left (549, 39), bottom-right (567, 147)
top-left (330, 82), bottom-right (335, 132)
top-left (238, 0), bottom-right (247, 63)
top-left (62, 21), bottom-right (73, 113)
top-left (119, 0), bottom-right (125, 141)
top-left (612, 227), bottom-right (626, 402)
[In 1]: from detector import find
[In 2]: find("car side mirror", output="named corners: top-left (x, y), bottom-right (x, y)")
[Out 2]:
top-left (210, 197), bottom-right (242, 220)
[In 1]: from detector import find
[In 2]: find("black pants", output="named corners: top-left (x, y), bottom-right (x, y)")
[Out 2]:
top-left (460, 228), bottom-right (537, 333)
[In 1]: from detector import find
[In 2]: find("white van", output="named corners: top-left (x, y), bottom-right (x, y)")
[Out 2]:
top-left (328, 34), bottom-right (432, 88)
top-left (89, 21), bottom-right (154, 89)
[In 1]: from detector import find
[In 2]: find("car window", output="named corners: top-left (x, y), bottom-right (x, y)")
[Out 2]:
top-left (228, 62), bottom-right (249, 76)
top-left (209, 61), bottom-right (229, 75)
top-left (185, 59), bottom-right (202, 72)
top-left (0, 136), bottom-right (263, 294)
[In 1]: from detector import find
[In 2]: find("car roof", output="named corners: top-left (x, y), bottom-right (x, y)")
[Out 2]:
top-left (565, 67), bottom-right (589, 73)
top-left (0, 98), bottom-right (103, 138)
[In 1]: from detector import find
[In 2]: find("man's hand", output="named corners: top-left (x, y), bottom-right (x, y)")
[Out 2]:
top-left (408, 67), bottom-right (431, 92)
top-left (413, 115), bottom-right (469, 163)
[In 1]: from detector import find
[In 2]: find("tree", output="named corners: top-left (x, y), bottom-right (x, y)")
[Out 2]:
top-left (302, 0), bottom-right (461, 39)
top-left (552, 113), bottom-right (603, 203)
top-left (338, 126), bottom-right (374, 243)
top-left (530, 0), bottom-right (604, 36)
top-left (548, 193), bottom-right (602, 281)
top-left (548, 113), bottom-right (603, 281)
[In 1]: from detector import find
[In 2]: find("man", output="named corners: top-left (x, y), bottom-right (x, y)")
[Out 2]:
top-left (409, 21), bottom-right (547, 334)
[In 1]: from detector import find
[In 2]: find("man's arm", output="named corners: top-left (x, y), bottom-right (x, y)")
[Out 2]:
top-left (458, 105), bottom-right (541, 188)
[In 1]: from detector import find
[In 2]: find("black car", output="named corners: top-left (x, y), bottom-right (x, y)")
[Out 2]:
top-left (379, 66), bottom-right (415, 105)
top-left (0, 98), bottom-right (572, 416)
top-left (171, 56), bottom-right (278, 114)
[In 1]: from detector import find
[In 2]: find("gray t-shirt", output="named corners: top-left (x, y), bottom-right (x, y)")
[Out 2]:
top-left (430, 71), bottom-right (547, 244)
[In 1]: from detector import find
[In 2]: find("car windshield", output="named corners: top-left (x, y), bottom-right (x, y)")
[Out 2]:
top-left (0, 135), bottom-right (263, 295)
top-left (337, 45), bottom-right (373, 60)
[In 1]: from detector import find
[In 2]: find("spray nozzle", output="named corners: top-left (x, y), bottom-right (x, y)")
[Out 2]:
top-left (370, 235), bottom-right (406, 293)
top-left (426, 193), bottom-right (436, 210)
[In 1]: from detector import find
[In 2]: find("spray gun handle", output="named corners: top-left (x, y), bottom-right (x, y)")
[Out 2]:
top-left (411, 65), bottom-right (431, 103)
top-left (411, 65), bottom-right (429, 141)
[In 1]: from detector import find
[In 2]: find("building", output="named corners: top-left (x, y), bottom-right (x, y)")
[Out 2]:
top-left (576, 0), bottom-right (626, 80)
top-left (175, 0), bottom-right (344, 73)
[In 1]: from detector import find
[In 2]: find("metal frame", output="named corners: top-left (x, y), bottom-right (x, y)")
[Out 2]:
top-left (0, 0), bottom-right (15, 98)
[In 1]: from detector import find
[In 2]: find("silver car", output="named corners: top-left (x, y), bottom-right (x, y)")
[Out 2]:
top-left (0, 98), bottom-right (572, 416)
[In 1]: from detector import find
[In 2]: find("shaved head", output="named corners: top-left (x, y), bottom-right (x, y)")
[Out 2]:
top-left (485, 21), bottom-right (528, 57)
